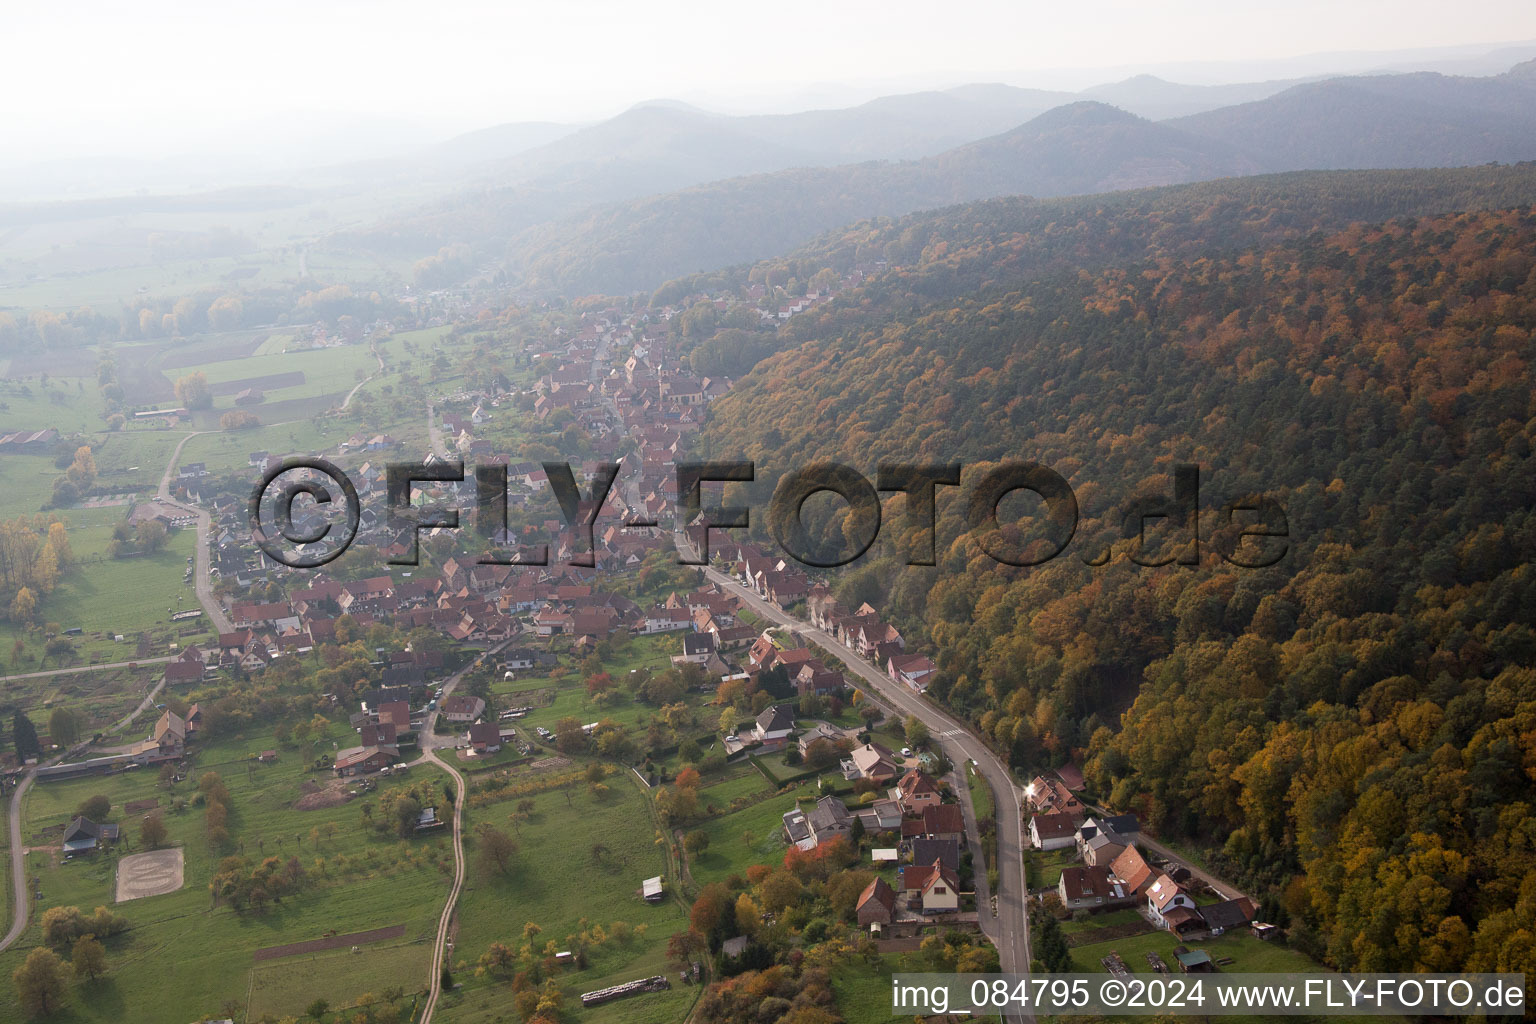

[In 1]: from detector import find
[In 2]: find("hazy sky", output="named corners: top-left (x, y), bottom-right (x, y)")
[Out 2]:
top-left (6, 0), bottom-right (1536, 163)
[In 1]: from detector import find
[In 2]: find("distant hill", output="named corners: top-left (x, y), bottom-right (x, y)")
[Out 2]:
top-left (430, 121), bottom-right (581, 167)
top-left (930, 101), bottom-right (1255, 194)
top-left (506, 102), bottom-right (1254, 294)
top-left (729, 85), bottom-right (1079, 160)
top-left (332, 61), bottom-right (1536, 294)
top-left (1081, 74), bottom-right (1308, 119)
top-left (1172, 69), bottom-right (1536, 169)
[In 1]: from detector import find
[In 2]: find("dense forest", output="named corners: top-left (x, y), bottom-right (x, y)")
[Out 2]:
top-left (690, 174), bottom-right (1536, 976)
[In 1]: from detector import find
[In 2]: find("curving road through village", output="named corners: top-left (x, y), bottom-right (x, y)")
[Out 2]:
top-left (676, 532), bottom-right (1036, 1022)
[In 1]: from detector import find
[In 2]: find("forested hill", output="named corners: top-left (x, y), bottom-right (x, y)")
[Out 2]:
top-left (691, 172), bottom-right (1536, 976)
top-left (502, 65), bottom-right (1536, 296)
top-left (503, 101), bottom-right (1251, 295)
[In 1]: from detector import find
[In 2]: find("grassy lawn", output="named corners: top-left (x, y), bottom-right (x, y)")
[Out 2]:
top-left (174, 345), bottom-right (379, 396)
top-left (0, 664), bottom-right (163, 744)
top-left (0, 720), bottom-right (454, 1024)
top-left (86, 429), bottom-right (186, 482)
top-left (1060, 907), bottom-right (1145, 936)
top-left (966, 761), bottom-right (995, 822)
top-left (694, 764), bottom-right (773, 812)
top-left (246, 939), bottom-right (430, 1019)
top-left (0, 455), bottom-right (61, 518)
top-left (178, 419), bottom-right (343, 474)
top-left (0, 380), bottom-right (107, 432)
top-left (1070, 928), bottom-right (1322, 974)
top-left (0, 525), bottom-right (213, 674)
top-left (438, 777), bottom-right (699, 1024)
top-left (1029, 847), bottom-right (1080, 889)
top-left (684, 781), bottom-right (817, 884)
top-left (832, 957), bottom-right (910, 1024)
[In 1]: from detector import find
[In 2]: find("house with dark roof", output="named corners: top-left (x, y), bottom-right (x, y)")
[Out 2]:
top-left (163, 659), bottom-right (205, 686)
top-left (910, 837), bottom-right (961, 873)
top-left (918, 804), bottom-right (965, 842)
top-left (752, 705), bottom-right (796, 748)
top-left (796, 722), bottom-right (843, 756)
top-left (334, 745), bottom-right (399, 776)
top-left (441, 695), bottom-right (485, 723)
top-left (782, 807), bottom-right (813, 849)
top-left (1030, 812), bottom-right (1078, 851)
top-left (1082, 830), bottom-right (1130, 867)
top-left (467, 721), bottom-right (502, 753)
top-left (62, 817), bottom-right (119, 854)
top-left (1058, 865), bottom-right (1135, 911)
top-left (807, 796), bottom-right (853, 846)
top-left (1200, 896), bottom-right (1258, 936)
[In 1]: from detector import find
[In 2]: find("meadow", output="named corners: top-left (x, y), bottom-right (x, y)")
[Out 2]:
top-left (0, 525), bottom-right (213, 676)
top-left (1068, 926), bottom-right (1322, 975)
top-left (436, 777), bottom-right (700, 1024)
top-left (830, 957), bottom-right (910, 1024)
top-left (0, 718), bottom-right (457, 1024)
top-left (0, 664), bottom-right (163, 746)
top-left (683, 778), bottom-right (817, 885)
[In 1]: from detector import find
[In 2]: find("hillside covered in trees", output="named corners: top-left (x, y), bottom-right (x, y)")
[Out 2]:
top-left (689, 169), bottom-right (1536, 976)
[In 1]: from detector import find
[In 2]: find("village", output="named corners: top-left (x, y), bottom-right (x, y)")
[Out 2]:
top-left (0, 266), bottom-right (1321, 1024)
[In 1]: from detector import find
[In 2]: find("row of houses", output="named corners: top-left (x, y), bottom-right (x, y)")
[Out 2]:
top-left (1027, 770), bottom-right (1264, 942)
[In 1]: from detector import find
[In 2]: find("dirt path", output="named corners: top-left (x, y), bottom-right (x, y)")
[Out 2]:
top-left (414, 638), bottom-right (512, 1023)
top-left (339, 343), bottom-right (385, 412)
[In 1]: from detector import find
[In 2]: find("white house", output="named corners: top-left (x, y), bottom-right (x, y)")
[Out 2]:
top-left (753, 705), bottom-right (796, 746)
top-left (1147, 873), bottom-right (1199, 929)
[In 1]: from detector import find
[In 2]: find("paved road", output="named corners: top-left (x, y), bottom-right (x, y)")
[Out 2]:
top-left (426, 402), bottom-right (446, 459)
top-left (681, 537), bottom-right (1034, 1020)
top-left (158, 431), bottom-right (233, 634)
top-left (1, 665), bottom-right (171, 953)
top-left (0, 770), bottom-right (37, 953)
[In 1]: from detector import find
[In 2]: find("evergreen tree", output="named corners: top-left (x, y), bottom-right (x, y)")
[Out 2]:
top-left (13, 711), bottom-right (40, 761)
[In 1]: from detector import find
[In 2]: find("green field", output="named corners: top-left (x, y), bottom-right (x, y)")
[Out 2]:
top-left (685, 780), bottom-right (817, 884)
top-left (1060, 906), bottom-right (1145, 936)
top-left (246, 939), bottom-right (431, 1019)
top-left (831, 958), bottom-right (909, 1024)
top-left (1070, 927), bottom-right (1321, 974)
top-left (0, 379), bottom-right (107, 431)
top-left (1030, 847), bottom-right (1080, 890)
top-left (0, 524), bottom-right (213, 675)
top-left (694, 764), bottom-right (774, 811)
top-left (0, 664), bottom-right (163, 745)
top-left (436, 777), bottom-right (699, 1024)
top-left (0, 722), bottom-right (455, 1024)
top-left (177, 419), bottom-right (343, 473)
top-left (0, 455), bottom-right (59, 518)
